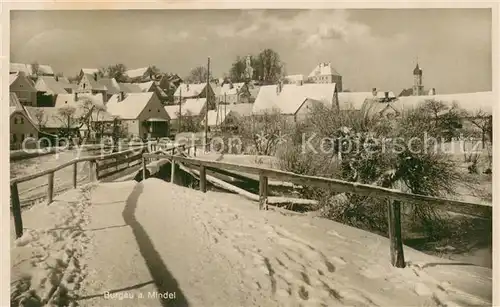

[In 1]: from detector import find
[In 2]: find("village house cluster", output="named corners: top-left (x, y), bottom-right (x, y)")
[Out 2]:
top-left (9, 61), bottom-right (492, 150)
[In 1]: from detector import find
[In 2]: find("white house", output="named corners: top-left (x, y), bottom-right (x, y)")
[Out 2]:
top-left (105, 92), bottom-right (170, 139)
top-left (252, 83), bottom-right (339, 122)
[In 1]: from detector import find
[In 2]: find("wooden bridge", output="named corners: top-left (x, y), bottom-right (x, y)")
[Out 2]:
top-left (10, 143), bottom-right (492, 269)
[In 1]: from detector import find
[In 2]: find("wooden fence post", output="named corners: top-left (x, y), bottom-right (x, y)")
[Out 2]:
top-left (10, 183), bottom-right (23, 238)
top-left (142, 156), bottom-right (147, 181)
top-left (259, 173), bottom-right (268, 210)
top-left (388, 200), bottom-right (405, 268)
top-left (47, 173), bottom-right (54, 204)
top-left (72, 162), bottom-right (77, 189)
top-left (194, 145), bottom-right (197, 157)
top-left (89, 160), bottom-right (97, 182)
top-left (171, 159), bottom-right (176, 184)
top-left (199, 165), bottom-right (207, 193)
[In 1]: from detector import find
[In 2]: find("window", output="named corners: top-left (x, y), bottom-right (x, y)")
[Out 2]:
top-left (12, 134), bottom-right (17, 143)
top-left (83, 83), bottom-right (86, 89)
top-left (21, 134), bottom-right (25, 141)
top-left (29, 133), bottom-right (33, 138)
top-left (21, 117), bottom-right (24, 124)
top-left (158, 109), bottom-right (160, 112)
top-left (149, 109), bottom-right (151, 112)
top-left (14, 117), bottom-right (18, 124)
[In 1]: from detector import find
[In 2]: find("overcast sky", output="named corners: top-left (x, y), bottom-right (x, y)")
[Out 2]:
top-left (10, 9), bottom-right (491, 94)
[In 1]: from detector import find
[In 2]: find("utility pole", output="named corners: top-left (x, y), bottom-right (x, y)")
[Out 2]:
top-left (178, 86), bottom-right (182, 133)
top-left (224, 92), bottom-right (227, 131)
top-left (205, 57), bottom-right (210, 150)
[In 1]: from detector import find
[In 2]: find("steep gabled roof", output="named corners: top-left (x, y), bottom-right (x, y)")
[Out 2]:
top-left (9, 72), bottom-right (37, 91)
top-left (118, 82), bottom-right (143, 93)
top-left (219, 82), bottom-right (246, 96)
top-left (135, 81), bottom-right (155, 92)
top-left (174, 83), bottom-right (210, 98)
top-left (35, 76), bottom-right (69, 95)
top-left (97, 78), bottom-right (121, 94)
top-left (81, 68), bottom-right (99, 75)
top-left (253, 83), bottom-right (337, 115)
top-left (308, 63), bottom-right (341, 78)
top-left (105, 92), bottom-right (156, 120)
top-left (206, 108), bottom-right (233, 127)
top-left (164, 105), bottom-right (180, 120)
top-left (182, 98), bottom-right (207, 116)
top-left (394, 92), bottom-right (493, 115)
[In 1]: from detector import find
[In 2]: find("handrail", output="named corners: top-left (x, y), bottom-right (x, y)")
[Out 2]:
top-left (143, 153), bottom-right (492, 209)
top-left (10, 146), bottom-right (148, 185)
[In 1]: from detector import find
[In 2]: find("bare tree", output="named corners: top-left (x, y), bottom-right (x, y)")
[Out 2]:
top-left (238, 109), bottom-right (290, 155)
top-left (185, 66), bottom-right (208, 84)
top-left (32, 108), bottom-right (47, 129)
top-left (467, 109), bottom-right (492, 148)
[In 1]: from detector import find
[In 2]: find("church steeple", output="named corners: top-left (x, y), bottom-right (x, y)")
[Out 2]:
top-left (413, 63), bottom-right (422, 76)
top-left (412, 59), bottom-right (424, 96)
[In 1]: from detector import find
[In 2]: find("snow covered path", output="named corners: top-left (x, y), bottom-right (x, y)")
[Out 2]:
top-left (11, 178), bottom-right (492, 307)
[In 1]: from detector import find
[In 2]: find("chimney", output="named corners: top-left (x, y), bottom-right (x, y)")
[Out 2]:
top-left (93, 72), bottom-right (98, 81)
top-left (384, 92), bottom-right (389, 100)
top-left (74, 92), bottom-right (78, 101)
top-left (119, 91), bottom-right (125, 102)
top-left (372, 88), bottom-right (377, 97)
top-left (55, 76), bottom-right (59, 82)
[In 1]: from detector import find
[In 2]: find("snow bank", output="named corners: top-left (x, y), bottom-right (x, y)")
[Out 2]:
top-left (132, 178), bottom-right (491, 306)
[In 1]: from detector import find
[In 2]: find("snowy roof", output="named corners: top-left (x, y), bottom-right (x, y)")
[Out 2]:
top-left (308, 63), bottom-right (341, 78)
top-left (35, 76), bottom-right (69, 95)
top-left (394, 92), bottom-right (493, 114)
top-left (9, 73), bottom-right (19, 86)
top-left (118, 82), bottom-right (143, 93)
top-left (225, 103), bottom-right (254, 117)
top-left (253, 83), bottom-right (337, 115)
top-left (375, 91), bottom-right (396, 100)
top-left (106, 92), bottom-right (155, 120)
top-left (164, 105), bottom-right (180, 120)
top-left (10, 63), bottom-right (33, 75)
top-left (206, 108), bottom-right (233, 127)
top-left (81, 68), bottom-right (99, 75)
top-left (174, 83), bottom-right (209, 98)
top-left (135, 81), bottom-right (155, 92)
top-left (219, 82), bottom-right (246, 96)
top-left (182, 98), bottom-right (207, 116)
top-left (10, 93), bottom-right (23, 110)
top-left (80, 73), bottom-right (106, 91)
top-left (54, 93), bottom-right (105, 110)
top-left (125, 67), bottom-right (150, 79)
top-left (97, 78), bottom-right (121, 94)
top-left (10, 63), bottom-right (54, 76)
top-left (338, 92), bottom-right (373, 110)
top-left (9, 72), bottom-right (37, 91)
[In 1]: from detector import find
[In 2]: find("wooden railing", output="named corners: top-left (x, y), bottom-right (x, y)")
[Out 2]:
top-left (142, 152), bottom-right (492, 268)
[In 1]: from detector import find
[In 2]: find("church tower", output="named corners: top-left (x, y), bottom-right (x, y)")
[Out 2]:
top-left (412, 62), bottom-right (424, 96)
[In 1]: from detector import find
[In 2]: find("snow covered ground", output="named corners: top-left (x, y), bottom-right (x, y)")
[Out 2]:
top-left (10, 150), bottom-right (92, 206)
top-left (11, 179), bottom-right (492, 306)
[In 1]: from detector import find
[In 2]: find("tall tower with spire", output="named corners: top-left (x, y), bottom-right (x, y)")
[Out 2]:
top-left (412, 61), bottom-right (424, 96)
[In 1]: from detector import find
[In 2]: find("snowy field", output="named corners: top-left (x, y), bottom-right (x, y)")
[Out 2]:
top-left (11, 179), bottom-right (492, 306)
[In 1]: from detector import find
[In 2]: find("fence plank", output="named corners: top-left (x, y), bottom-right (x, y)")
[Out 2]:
top-left (200, 166), bottom-right (207, 192)
top-left (47, 173), bottom-right (54, 204)
top-left (10, 183), bottom-right (23, 238)
top-left (259, 173), bottom-right (268, 210)
top-left (96, 153), bottom-right (143, 172)
top-left (72, 162), bottom-right (77, 189)
top-left (142, 154), bottom-right (492, 210)
top-left (388, 200), bottom-right (405, 268)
